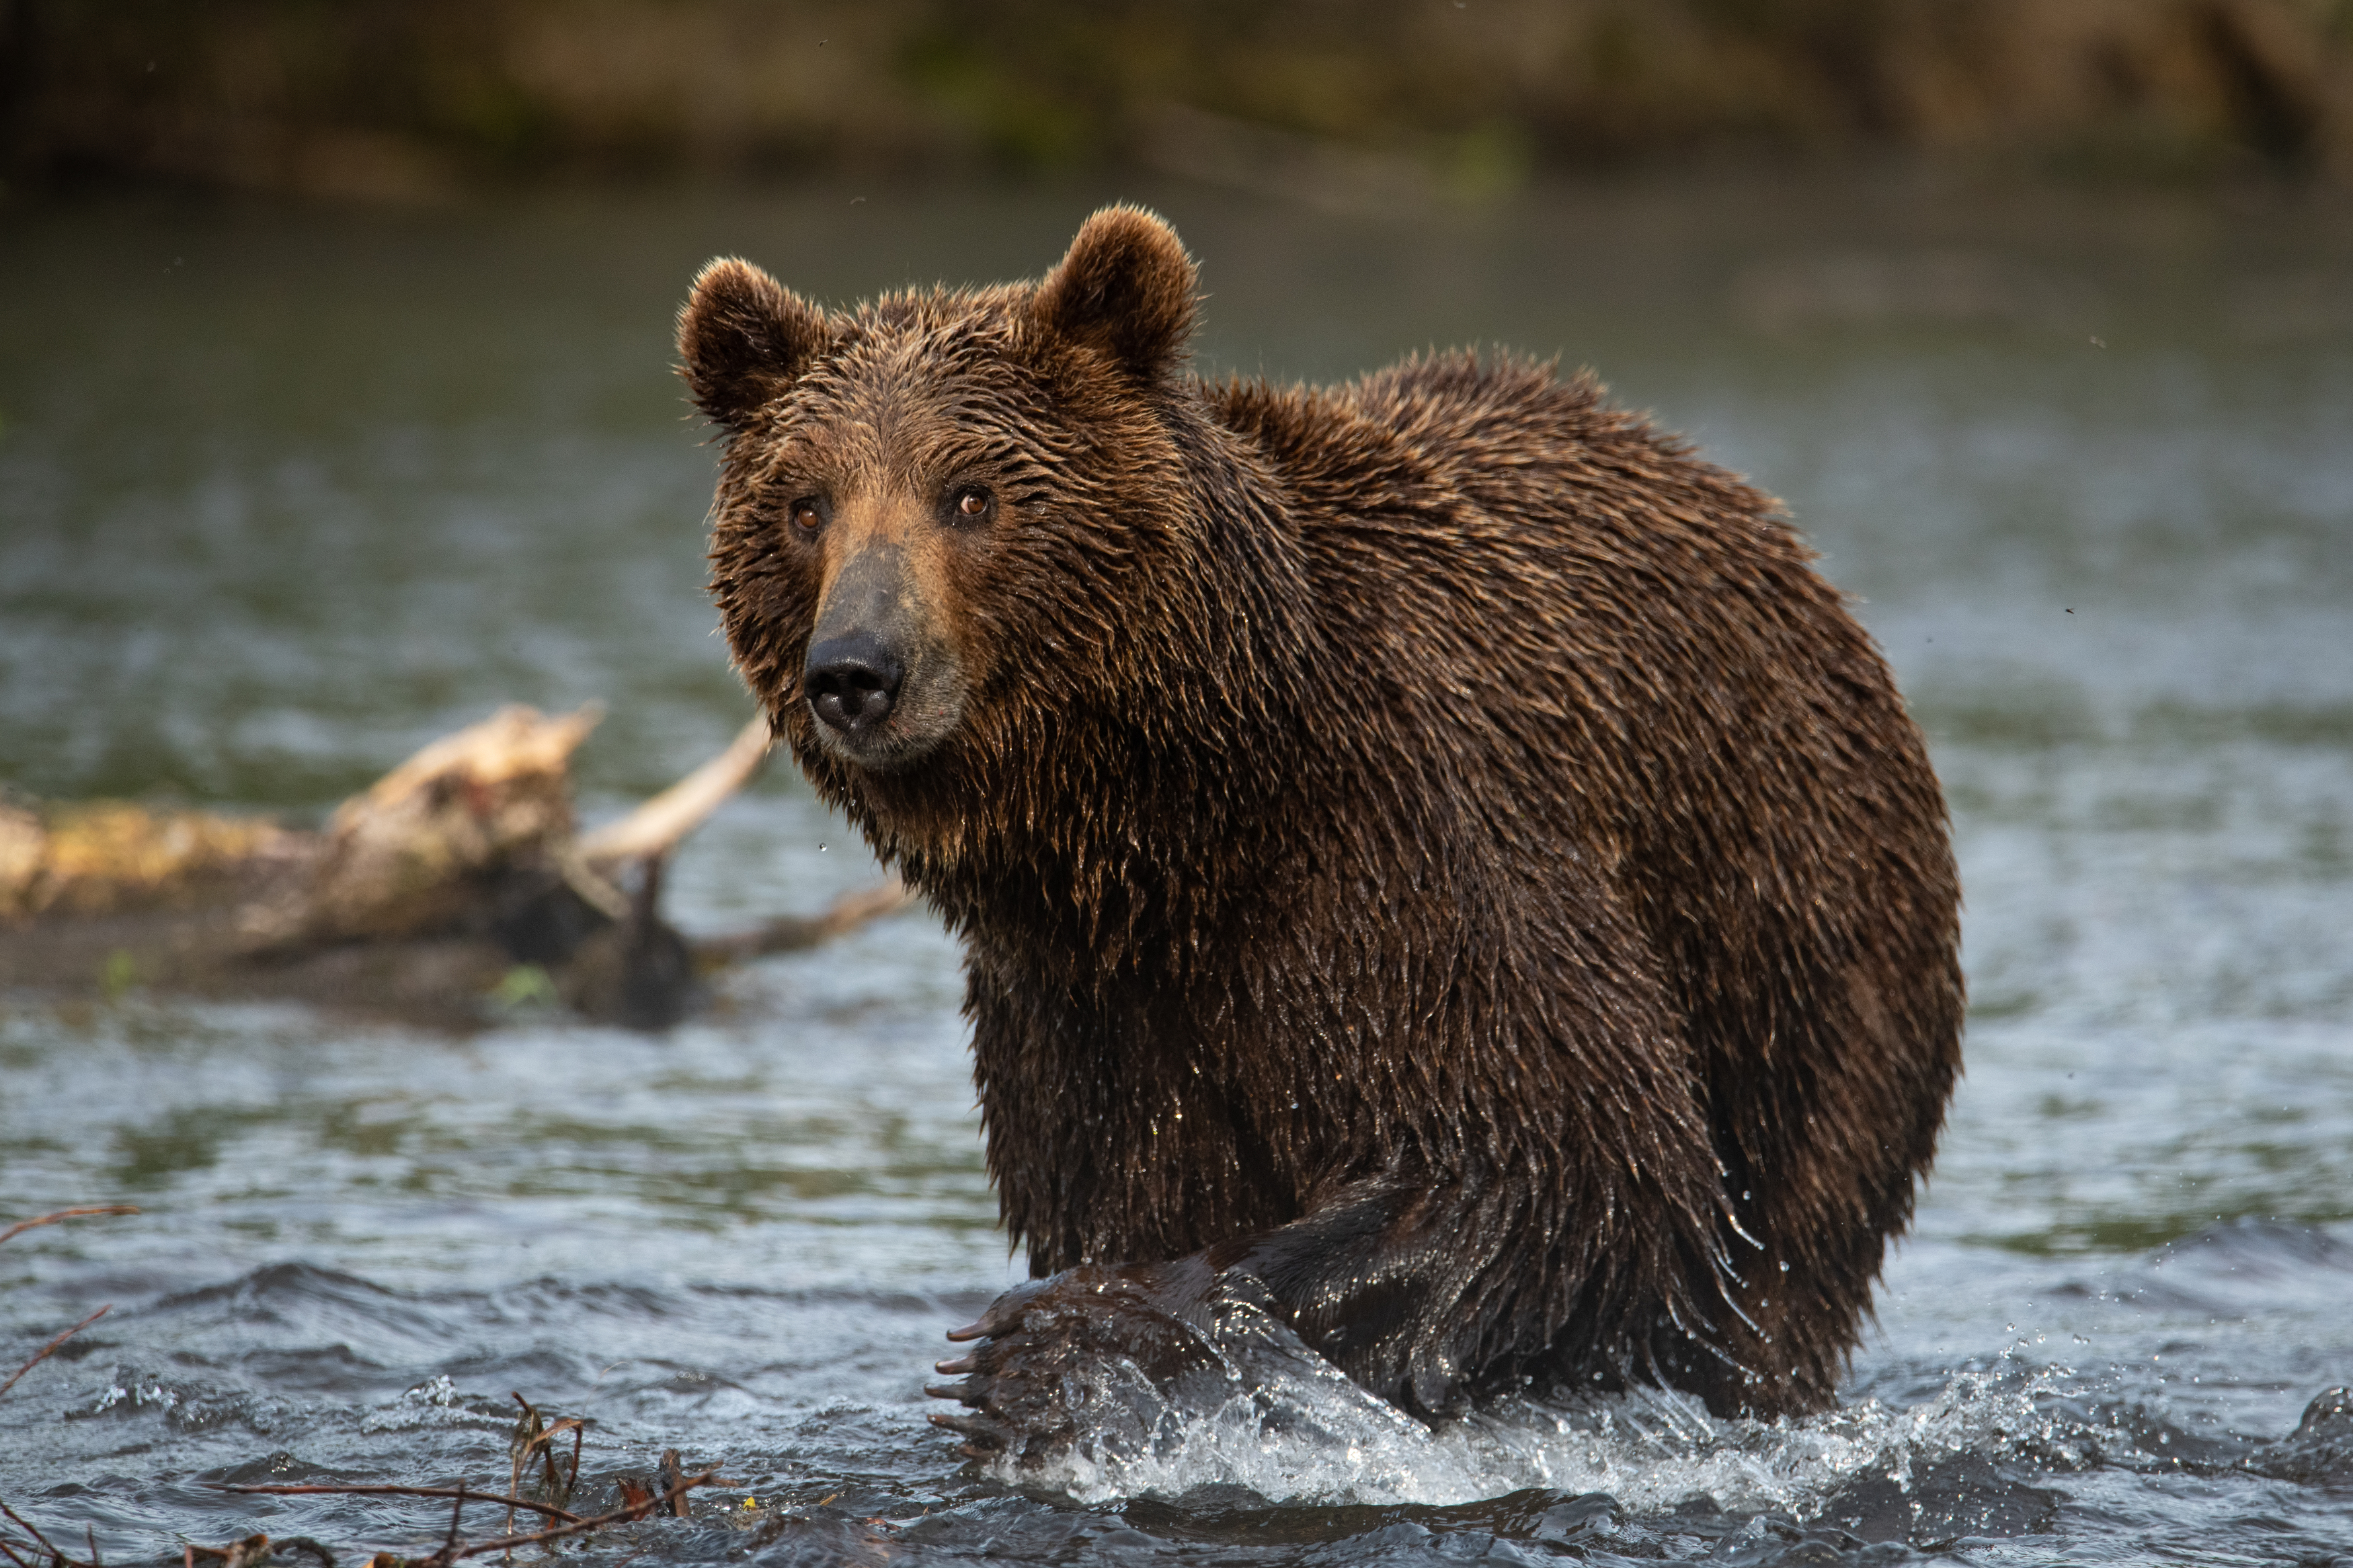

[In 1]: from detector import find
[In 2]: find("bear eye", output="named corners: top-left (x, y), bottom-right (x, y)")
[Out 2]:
top-left (788, 497), bottom-right (824, 533)
top-left (951, 486), bottom-right (993, 524)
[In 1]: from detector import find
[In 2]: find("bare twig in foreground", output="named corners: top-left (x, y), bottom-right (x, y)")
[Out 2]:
top-left (1, 1497), bottom-right (77, 1565)
top-left (0, 1306), bottom-right (109, 1403)
top-left (0, 1207), bottom-right (135, 1568)
top-left (217, 1489), bottom-right (578, 1527)
top-left (216, 1460), bottom-right (717, 1567)
top-left (1, 1207), bottom-right (139, 1403)
top-left (0, 1208), bottom-right (140, 1249)
top-left (365, 1470), bottom-right (719, 1567)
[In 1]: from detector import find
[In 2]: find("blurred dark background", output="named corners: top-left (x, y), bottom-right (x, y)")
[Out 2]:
top-left (5, 0), bottom-right (2353, 204)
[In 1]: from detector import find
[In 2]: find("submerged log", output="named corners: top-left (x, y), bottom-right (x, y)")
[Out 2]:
top-left (0, 707), bottom-right (910, 1028)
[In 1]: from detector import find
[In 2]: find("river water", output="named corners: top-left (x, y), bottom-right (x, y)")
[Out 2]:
top-left (3, 175), bottom-right (2351, 1565)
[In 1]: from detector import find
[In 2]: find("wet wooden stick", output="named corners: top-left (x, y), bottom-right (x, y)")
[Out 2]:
top-left (0, 1306), bottom-right (109, 1402)
top-left (218, 1487), bottom-right (580, 1526)
top-left (655, 1453), bottom-right (692, 1520)
top-left (524, 1420), bottom-right (584, 1502)
top-left (503, 1396), bottom-right (539, 1541)
top-left (184, 1536), bottom-right (272, 1568)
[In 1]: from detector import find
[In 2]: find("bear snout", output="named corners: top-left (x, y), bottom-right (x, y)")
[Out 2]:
top-left (799, 530), bottom-right (969, 770)
top-left (805, 632), bottom-right (906, 737)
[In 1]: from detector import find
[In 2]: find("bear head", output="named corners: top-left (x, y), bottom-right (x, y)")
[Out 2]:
top-left (682, 207), bottom-right (1300, 880)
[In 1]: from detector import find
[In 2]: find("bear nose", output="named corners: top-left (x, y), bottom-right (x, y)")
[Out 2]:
top-left (804, 633), bottom-right (905, 736)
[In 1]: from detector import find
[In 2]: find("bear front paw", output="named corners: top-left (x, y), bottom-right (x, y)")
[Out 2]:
top-left (924, 1261), bottom-right (1221, 1464)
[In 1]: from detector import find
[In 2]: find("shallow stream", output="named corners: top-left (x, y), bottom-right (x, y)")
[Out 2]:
top-left (4, 175), bottom-right (2352, 1564)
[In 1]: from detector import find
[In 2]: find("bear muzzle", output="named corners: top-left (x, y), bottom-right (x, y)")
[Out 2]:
top-left (801, 542), bottom-right (965, 770)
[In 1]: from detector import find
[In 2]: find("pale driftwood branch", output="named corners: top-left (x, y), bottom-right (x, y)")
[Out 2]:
top-left (691, 878), bottom-right (915, 966)
top-left (551, 848), bottom-right (631, 922)
top-left (245, 705), bottom-right (605, 952)
top-left (577, 718), bottom-right (772, 869)
top-left (0, 706), bottom-right (902, 1026)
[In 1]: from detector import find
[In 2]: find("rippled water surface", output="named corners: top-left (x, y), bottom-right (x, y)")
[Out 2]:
top-left (4, 176), bottom-right (2352, 1565)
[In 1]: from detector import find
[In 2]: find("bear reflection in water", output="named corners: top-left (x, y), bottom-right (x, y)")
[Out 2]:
top-left (677, 206), bottom-right (1963, 1464)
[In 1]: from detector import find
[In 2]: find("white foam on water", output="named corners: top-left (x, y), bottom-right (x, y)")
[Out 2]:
top-left (998, 1309), bottom-right (2067, 1514)
top-left (356, 1374), bottom-right (510, 1434)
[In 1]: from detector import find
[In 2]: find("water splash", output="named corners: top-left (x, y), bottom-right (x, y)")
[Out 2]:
top-left (1001, 1305), bottom-right (2072, 1516)
top-left (356, 1374), bottom-right (508, 1434)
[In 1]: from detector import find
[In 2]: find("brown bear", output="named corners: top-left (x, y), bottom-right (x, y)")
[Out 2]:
top-left (678, 206), bottom-right (1962, 1460)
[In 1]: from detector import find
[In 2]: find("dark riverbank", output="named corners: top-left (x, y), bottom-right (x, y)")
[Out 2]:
top-left (6, 0), bottom-right (2353, 204)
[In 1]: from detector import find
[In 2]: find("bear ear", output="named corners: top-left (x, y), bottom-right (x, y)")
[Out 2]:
top-left (1029, 206), bottom-right (1199, 382)
top-left (677, 257), bottom-right (828, 431)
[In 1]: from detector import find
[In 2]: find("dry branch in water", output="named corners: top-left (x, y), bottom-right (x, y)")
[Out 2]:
top-left (0, 708), bottom-right (906, 1028)
top-left (1, 1218), bottom-right (731, 1568)
top-left (4, 1362), bottom-right (716, 1568)
top-left (653, 1453), bottom-right (694, 1520)
top-left (183, 1536), bottom-right (333, 1568)
top-left (387, 1471), bottom-right (718, 1566)
top-left (0, 1497), bottom-right (93, 1568)
top-left (502, 1393), bottom-right (584, 1536)
top-left (218, 1463), bottom-right (719, 1568)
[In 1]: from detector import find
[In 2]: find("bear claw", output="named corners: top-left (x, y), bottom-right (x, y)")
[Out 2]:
top-left (926, 1409), bottom-right (1012, 1454)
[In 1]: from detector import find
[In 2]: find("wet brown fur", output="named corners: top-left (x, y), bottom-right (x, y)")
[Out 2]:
top-left (683, 207), bottom-right (1963, 1421)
